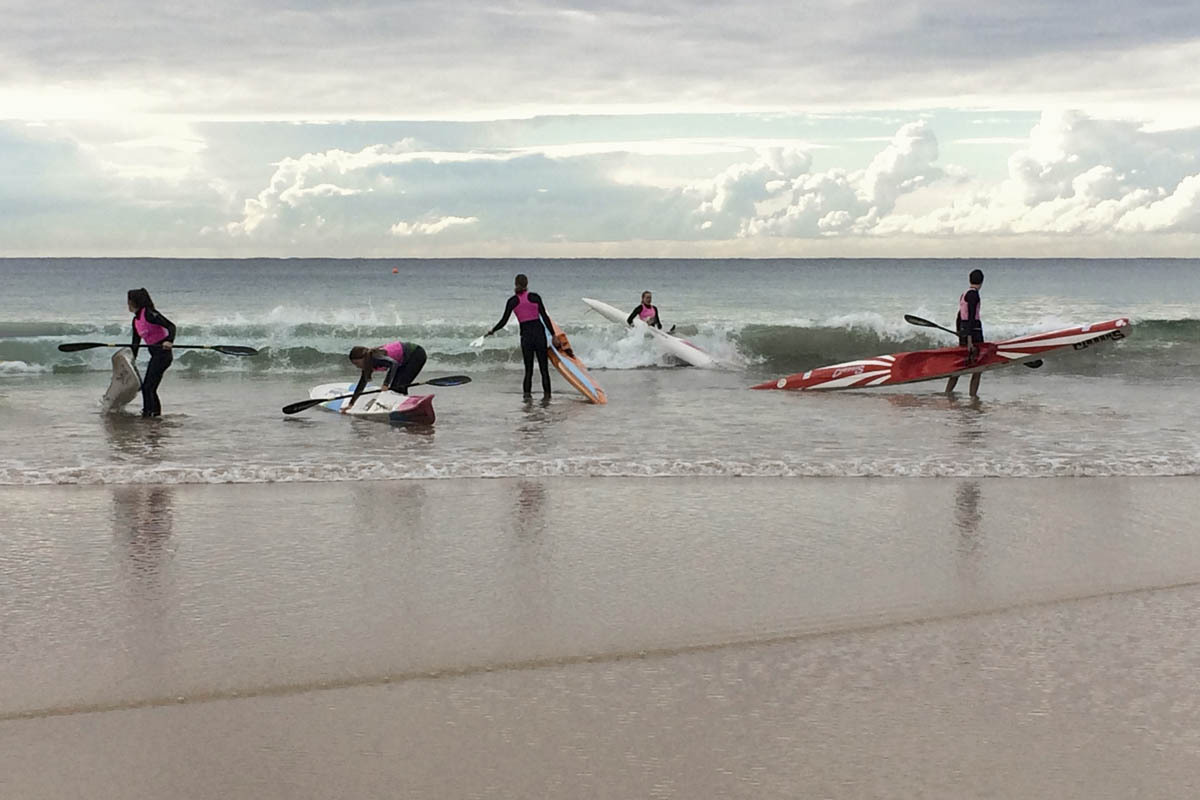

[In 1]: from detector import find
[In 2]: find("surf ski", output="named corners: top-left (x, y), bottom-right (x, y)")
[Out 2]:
top-left (308, 382), bottom-right (436, 424)
top-left (751, 318), bottom-right (1131, 391)
top-left (582, 297), bottom-right (717, 368)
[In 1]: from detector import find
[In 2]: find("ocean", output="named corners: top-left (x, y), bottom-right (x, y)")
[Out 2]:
top-left (4, 258), bottom-right (1200, 798)
top-left (1, 257), bottom-right (1197, 483)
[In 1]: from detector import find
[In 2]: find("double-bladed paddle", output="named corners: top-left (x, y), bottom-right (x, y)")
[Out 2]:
top-left (59, 342), bottom-right (259, 357)
top-left (903, 315), bottom-right (1042, 368)
top-left (282, 375), bottom-right (472, 415)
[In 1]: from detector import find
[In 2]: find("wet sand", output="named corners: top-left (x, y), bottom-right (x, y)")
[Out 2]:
top-left (2, 477), bottom-right (1199, 798)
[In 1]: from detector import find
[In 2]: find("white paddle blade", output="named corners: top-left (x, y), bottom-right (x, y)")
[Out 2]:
top-left (469, 335), bottom-right (486, 348)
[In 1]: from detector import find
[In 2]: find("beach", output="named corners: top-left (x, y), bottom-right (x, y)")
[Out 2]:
top-left (2, 476), bottom-right (1199, 798)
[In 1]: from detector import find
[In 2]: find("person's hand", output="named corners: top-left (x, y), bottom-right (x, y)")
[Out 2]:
top-left (162, 341), bottom-right (173, 350)
top-left (484, 330), bottom-right (494, 337)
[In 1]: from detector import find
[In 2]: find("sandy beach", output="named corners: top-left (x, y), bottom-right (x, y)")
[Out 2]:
top-left (2, 476), bottom-right (1198, 798)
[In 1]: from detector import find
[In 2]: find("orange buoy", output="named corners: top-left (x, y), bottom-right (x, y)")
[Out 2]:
top-left (392, 267), bottom-right (399, 274)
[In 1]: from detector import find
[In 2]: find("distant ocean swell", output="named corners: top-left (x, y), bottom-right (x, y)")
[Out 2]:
top-left (2, 318), bottom-right (1197, 376)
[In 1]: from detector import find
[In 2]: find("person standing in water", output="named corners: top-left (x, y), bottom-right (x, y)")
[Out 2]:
top-left (483, 273), bottom-right (555, 399)
top-left (127, 288), bottom-right (176, 418)
top-left (945, 269), bottom-right (985, 397)
top-left (343, 341), bottom-right (427, 411)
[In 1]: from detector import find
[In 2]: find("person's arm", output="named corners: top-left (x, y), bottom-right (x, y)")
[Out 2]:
top-left (627, 307), bottom-right (639, 326)
top-left (486, 296), bottom-right (518, 336)
top-left (131, 317), bottom-right (141, 359)
top-left (650, 306), bottom-right (663, 329)
top-left (146, 309), bottom-right (177, 348)
top-left (531, 293), bottom-right (554, 330)
top-left (345, 351), bottom-right (393, 410)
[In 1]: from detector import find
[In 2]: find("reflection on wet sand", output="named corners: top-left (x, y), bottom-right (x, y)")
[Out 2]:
top-left (102, 413), bottom-right (176, 458)
top-left (110, 486), bottom-right (176, 674)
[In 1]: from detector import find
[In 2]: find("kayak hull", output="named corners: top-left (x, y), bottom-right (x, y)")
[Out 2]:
top-left (752, 318), bottom-right (1132, 391)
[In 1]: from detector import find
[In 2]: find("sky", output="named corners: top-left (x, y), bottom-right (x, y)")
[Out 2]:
top-left (4, 0), bottom-right (1200, 258)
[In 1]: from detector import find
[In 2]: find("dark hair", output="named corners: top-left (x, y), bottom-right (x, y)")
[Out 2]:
top-left (348, 346), bottom-right (371, 362)
top-left (127, 288), bottom-right (155, 312)
top-left (514, 274), bottom-right (528, 290)
top-left (969, 269), bottom-right (985, 284)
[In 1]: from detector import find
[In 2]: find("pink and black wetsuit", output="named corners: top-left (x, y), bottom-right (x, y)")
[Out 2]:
top-left (490, 290), bottom-right (554, 396)
top-left (627, 303), bottom-right (662, 329)
top-left (130, 307), bottom-right (176, 417)
top-left (348, 340), bottom-right (427, 407)
top-left (956, 288), bottom-right (983, 346)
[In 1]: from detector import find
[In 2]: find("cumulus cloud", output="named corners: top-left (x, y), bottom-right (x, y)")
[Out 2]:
top-left (391, 216), bottom-right (479, 236)
top-left (883, 110), bottom-right (1200, 238)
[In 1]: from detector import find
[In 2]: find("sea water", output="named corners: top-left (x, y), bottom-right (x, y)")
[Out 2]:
top-left (1, 257), bottom-right (1198, 483)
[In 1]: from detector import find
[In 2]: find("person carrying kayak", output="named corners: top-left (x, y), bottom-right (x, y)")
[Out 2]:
top-left (945, 268), bottom-right (984, 397)
top-left (483, 273), bottom-right (555, 399)
top-left (626, 290), bottom-right (675, 333)
top-left (344, 341), bottom-right (427, 412)
top-left (127, 288), bottom-right (176, 418)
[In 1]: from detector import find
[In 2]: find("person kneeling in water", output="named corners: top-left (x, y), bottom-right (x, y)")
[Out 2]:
top-left (344, 341), bottom-right (427, 412)
top-left (626, 290), bottom-right (675, 333)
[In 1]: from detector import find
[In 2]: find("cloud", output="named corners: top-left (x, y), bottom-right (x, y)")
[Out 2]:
top-left (882, 110), bottom-right (1200, 237)
top-left (391, 216), bottom-right (479, 236)
top-left (4, 1), bottom-right (1200, 124)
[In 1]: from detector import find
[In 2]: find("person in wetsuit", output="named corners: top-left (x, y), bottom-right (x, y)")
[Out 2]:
top-left (127, 288), bottom-right (176, 418)
top-left (344, 341), bottom-right (427, 411)
top-left (627, 290), bottom-right (665, 329)
top-left (945, 268), bottom-right (984, 397)
top-left (483, 273), bottom-right (555, 398)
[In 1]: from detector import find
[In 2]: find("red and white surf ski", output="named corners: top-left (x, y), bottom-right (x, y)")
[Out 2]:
top-left (751, 318), bottom-right (1131, 391)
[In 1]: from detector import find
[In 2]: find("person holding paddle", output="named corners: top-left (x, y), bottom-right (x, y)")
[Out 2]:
top-left (945, 269), bottom-right (984, 397)
top-left (127, 288), bottom-right (176, 418)
top-left (482, 273), bottom-right (555, 399)
top-left (343, 342), bottom-right (427, 412)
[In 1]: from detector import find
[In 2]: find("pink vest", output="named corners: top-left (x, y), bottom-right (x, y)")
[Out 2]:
top-left (958, 290), bottom-right (981, 323)
top-left (638, 305), bottom-right (657, 322)
top-left (134, 309), bottom-right (169, 345)
top-left (374, 341), bottom-right (405, 368)
top-left (514, 291), bottom-right (539, 323)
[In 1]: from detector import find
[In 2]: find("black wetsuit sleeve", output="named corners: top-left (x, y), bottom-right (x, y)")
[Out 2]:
top-left (627, 307), bottom-right (640, 326)
top-left (490, 296), bottom-right (519, 334)
top-left (131, 316), bottom-right (141, 358)
top-left (348, 352), bottom-right (395, 407)
top-left (145, 309), bottom-right (177, 342)
top-left (530, 293), bottom-right (554, 330)
top-left (650, 306), bottom-right (662, 329)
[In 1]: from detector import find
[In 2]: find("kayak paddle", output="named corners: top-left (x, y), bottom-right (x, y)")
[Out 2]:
top-left (59, 342), bottom-right (259, 356)
top-left (282, 375), bottom-right (472, 415)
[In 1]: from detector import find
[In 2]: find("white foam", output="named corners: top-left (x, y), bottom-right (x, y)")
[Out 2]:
top-left (2, 454), bottom-right (1197, 486)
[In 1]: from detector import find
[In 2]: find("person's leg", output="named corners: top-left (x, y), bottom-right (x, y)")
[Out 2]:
top-left (141, 348), bottom-right (171, 416)
top-left (969, 372), bottom-right (981, 397)
top-left (535, 337), bottom-right (551, 397)
top-left (386, 346), bottom-right (426, 394)
top-left (521, 336), bottom-right (535, 396)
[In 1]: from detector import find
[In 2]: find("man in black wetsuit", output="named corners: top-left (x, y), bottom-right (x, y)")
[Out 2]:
top-left (483, 274), bottom-right (556, 399)
top-left (945, 269), bottom-right (984, 397)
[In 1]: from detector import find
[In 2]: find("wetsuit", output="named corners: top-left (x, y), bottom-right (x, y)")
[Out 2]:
top-left (348, 341), bottom-right (426, 408)
top-left (956, 288), bottom-right (983, 346)
top-left (490, 291), bottom-right (554, 396)
top-left (627, 303), bottom-right (663, 329)
top-left (130, 308), bottom-right (176, 417)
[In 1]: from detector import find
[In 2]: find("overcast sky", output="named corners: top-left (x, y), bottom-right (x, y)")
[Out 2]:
top-left (4, 0), bottom-right (1200, 257)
